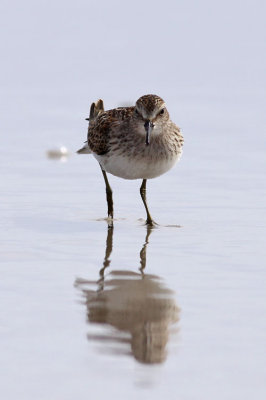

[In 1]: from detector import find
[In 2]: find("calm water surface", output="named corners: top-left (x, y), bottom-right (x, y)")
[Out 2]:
top-left (1, 1), bottom-right (266, 399)
top-left (1, 113), bottom-right (265, 399)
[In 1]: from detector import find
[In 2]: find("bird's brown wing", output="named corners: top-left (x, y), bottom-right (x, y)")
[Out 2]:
top-left (87, 112), bottom-right (115, 155)
top-left (87, 107), bottom-right (134, 155)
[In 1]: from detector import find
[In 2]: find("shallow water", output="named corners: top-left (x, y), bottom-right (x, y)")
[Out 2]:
top-left (1, 1), bottom-right (266, 399)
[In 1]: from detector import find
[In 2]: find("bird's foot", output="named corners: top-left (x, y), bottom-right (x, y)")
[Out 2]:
top-left (107, 215), bottom-right (114, 229)
top-left (145, 218), bottom-right (158, 227)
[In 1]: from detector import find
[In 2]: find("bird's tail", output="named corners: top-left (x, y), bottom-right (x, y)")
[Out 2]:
top-left (88, 99), bottom-right (104, 121)
top-left (77, 99), bottom-right (104, 154)
top-left (76, 142), bottom-right (91, 154)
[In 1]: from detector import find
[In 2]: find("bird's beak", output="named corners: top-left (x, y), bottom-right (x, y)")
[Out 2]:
top-left (144, 120), bottom-right (154, 145)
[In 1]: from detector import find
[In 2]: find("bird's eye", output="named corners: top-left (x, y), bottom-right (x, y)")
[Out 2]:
top-left (160, 108), bottom-right (165, 115)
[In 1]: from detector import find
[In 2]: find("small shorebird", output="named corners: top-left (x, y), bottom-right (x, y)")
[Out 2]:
top-left (77, 94), bottom-right (184, 226)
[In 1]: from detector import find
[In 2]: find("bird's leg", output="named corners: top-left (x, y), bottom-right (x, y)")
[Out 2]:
top-left (100, 165), bottom-right (114, 226)
top-left (140, 179), bottom-right (157, 226)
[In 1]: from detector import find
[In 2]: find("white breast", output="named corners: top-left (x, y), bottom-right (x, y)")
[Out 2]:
top-left (93, 152), bottom-right (182, 180)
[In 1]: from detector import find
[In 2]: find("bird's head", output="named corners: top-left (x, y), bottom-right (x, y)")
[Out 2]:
top-left (134, 94), bottom-right (169, 145)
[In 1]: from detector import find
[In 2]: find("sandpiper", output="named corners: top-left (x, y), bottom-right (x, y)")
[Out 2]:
top-left (77, 94), bottom-right (184, 226)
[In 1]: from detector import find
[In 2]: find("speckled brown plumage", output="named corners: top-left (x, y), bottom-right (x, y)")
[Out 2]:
top-left (77, 94), bottom-right (184, 225)
top-left (83, 94), bottom-right (183, 163)
top-left (88, 106), bottom-right (136, 155)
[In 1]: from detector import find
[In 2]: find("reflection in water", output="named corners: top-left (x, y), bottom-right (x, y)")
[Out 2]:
top-left (75, 227), bottom-right (180, 364)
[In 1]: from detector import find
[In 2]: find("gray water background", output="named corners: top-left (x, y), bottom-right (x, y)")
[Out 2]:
top-left (0, 0), bottom-right (265, 399)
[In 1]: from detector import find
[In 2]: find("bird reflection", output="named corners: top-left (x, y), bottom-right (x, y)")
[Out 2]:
top-left (75, 226), bottom-right (180, 364)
